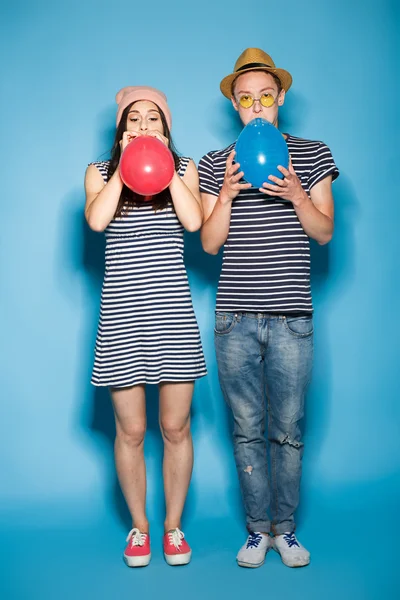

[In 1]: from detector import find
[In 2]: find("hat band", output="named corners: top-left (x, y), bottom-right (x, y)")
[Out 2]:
top-left (236, 62), bottom-right (273, 72)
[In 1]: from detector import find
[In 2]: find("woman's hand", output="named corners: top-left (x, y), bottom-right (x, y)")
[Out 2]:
top-left (119, 130), bottom-right (141, 154)
top-left (146, 130), bottom-right (169, 147)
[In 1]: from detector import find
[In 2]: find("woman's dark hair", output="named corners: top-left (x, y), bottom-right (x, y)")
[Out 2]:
top-left (107, 102), bottom-right (180, 216)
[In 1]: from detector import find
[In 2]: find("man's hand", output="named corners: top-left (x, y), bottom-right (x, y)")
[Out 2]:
top-left (220, 150), bottom-right (252, 204)
top-left (259, 159), bottom-right (308, 207)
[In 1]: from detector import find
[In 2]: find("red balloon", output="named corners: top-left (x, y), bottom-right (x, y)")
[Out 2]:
top-left (119, 136), bottom-right (175, 197)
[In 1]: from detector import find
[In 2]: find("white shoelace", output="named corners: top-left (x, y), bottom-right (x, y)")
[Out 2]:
top-left (126, 528), bottom-right (147, 547)
top-left (168, 528), bottom-right (184, 550)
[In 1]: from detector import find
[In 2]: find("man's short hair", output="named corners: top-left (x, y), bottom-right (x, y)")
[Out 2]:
top-left (232, 70), bottom-right (283, 97)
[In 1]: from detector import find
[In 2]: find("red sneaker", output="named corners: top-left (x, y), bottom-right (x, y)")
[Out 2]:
top-left (123, 528), bottom-right (151, 567)
top-left (163, 528), bottom-right (192, 566)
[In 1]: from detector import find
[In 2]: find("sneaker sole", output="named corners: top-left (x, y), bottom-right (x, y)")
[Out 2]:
top-left (237, 546), bottom-right (270, 568)
top-left (237, 558), bottom-right (265, 568)
top-left (164, 550), bottom-right (192, 566)
top-left (124, 553), bottom-right (151, 567)
top-left (273, 546), bottom-right (310, 568)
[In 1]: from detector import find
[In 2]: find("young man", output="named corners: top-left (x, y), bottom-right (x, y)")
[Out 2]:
top-left (198, 48), bottom-right (339, 568)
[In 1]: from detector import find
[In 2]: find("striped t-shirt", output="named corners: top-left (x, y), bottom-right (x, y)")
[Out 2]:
top-left (198, 134), bottom-right (339, 314)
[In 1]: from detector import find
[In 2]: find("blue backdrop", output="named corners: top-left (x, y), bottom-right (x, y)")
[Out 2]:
top-left (1, 1), bottom-right (399, 598)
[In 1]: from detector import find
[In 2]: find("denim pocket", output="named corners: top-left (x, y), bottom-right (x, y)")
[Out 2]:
top-left (283, 315), bottom-right (313, 338)
top-left (214, 312), bottom-right (237, 335)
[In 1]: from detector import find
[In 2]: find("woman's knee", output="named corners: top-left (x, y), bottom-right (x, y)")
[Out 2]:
top-left (116, 421), bottom-right (147, 448)
top-left (160, 418), bottom-right (191, 445)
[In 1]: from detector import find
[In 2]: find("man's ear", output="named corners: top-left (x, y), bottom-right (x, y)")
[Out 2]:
top-left (278, 89), bottom-right (286, 107)
top-left (231, 96), bottom-right (239, 112)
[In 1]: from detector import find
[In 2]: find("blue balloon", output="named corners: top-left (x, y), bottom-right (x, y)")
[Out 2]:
top-left (235, 118), bottom-right (289, 189)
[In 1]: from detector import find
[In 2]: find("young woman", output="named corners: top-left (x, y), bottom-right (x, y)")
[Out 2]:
top-left (84, 86), bottom-right (207, 567)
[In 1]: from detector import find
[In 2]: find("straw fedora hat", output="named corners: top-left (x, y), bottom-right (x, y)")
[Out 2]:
top-left (220, 48), bottom-right (292, 98)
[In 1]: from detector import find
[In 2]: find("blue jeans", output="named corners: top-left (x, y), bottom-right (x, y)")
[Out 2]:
top-left (214, 312), bottom-right (313, 535)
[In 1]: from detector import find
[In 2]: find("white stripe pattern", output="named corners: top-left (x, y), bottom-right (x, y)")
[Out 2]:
top-left (91, 157), bottom-right (207, 387)
top-left (198, 134), bottom-right (338, 313)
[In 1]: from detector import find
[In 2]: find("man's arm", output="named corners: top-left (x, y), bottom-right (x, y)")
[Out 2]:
top-left (200, 192), bottom-right (232, 255)
top-left (261, 161), bottom-right (335, 245)
top-left (200, 150), bottom-right (251, 254)
top-left (293, 175), bottom-right (334, 245)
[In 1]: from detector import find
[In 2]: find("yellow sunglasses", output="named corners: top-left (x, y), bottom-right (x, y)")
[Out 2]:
top-left (238, 93), bottom-right (276, 109)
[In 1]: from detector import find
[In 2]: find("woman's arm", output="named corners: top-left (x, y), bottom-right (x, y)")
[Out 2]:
top-left (145, 131), bottom-right (203, 232)
top-left (84, 131), bottom-right (139, 232)
top-left (169, 159), bottom-right (203, 232)
top-left (84, 165), bottom-right (123, 232)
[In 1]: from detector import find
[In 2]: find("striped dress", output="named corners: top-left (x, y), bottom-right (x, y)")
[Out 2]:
top-left (91, 157), bottom-right (207, 388)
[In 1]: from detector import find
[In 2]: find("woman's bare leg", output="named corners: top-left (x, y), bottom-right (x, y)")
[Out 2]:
top-left (159, 382), bottom-right (194, 532)
top-left (111, 384), bottom-right (148, 531)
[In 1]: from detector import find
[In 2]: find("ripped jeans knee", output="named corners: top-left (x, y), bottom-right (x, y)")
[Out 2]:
top-left (268, 419), bottom-right (303, 450)
top-left (276, 433), bottom-right (303, 449)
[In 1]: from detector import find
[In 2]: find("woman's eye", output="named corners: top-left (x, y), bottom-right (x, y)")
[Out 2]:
top-left (149, 117), bottom-right (159, 121)
top-left (129, 117), bottom-right (139, 122)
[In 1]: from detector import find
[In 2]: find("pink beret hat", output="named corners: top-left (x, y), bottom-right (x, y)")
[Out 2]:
top-left (115, 86), bottom-right (172, 130)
